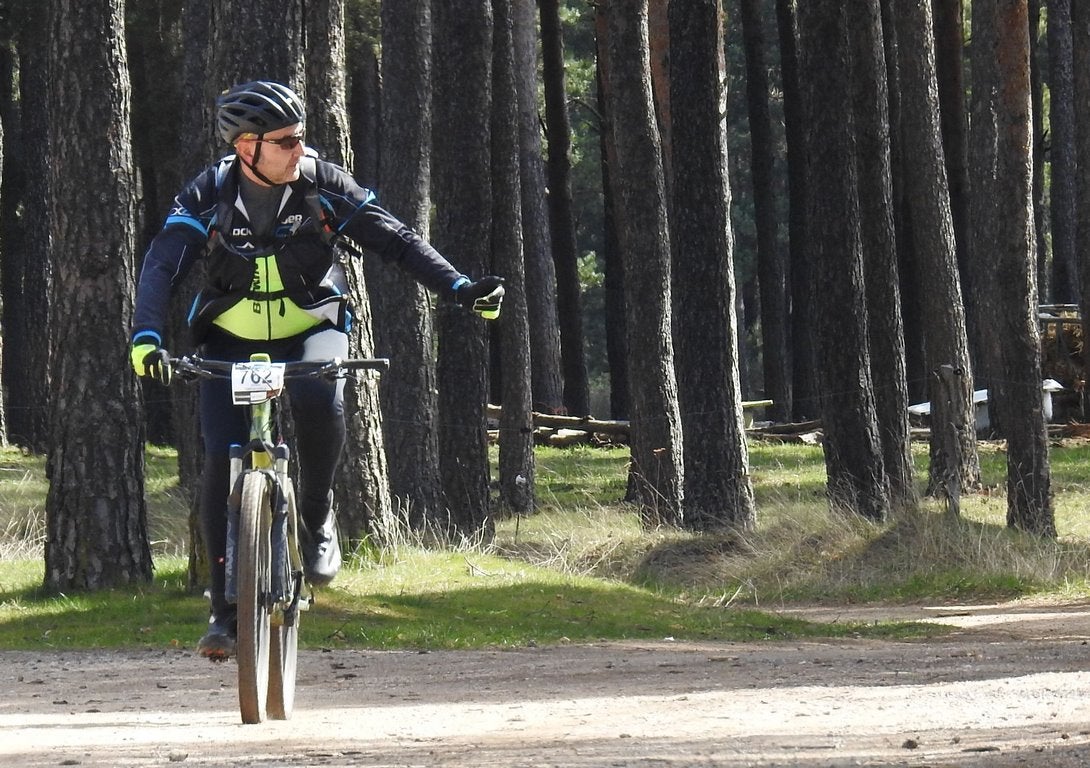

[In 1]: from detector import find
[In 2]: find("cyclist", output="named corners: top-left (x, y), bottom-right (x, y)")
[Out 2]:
top-left (130, 80), bottom-right (504, 659)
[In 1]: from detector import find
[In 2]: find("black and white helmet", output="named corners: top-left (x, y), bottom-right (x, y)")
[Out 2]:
top-left (215, 81), bottom-right (306, 145)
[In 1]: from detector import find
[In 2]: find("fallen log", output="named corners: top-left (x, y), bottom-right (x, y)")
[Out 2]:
top-left (747, 419), bottom-right (823, 435)
top-left (487, 402), bottom-right (774, 434)
top-left (486, 404), bottom-right (630, 437)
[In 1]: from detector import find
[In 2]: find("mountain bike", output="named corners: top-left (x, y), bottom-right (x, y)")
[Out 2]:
top-left (172, 353), bottom-right (388, 724)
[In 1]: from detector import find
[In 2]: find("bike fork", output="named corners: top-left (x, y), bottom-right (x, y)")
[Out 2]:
top-left (225, 445), bottom-right (245, 603)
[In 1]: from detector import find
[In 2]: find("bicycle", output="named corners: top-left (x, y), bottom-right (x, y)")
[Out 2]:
top-left (172, 353), bottom-right (388, 724)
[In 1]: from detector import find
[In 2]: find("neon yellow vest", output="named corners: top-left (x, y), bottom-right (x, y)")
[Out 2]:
top-left (212, 254), bottom-right (323, 340)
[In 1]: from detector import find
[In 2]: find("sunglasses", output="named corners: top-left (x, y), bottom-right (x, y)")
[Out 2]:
top-left (256, 133), bottom-right (304, 150)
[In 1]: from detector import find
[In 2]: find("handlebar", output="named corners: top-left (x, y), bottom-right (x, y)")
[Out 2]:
top-left (169, 355), bottom-right (389, 384)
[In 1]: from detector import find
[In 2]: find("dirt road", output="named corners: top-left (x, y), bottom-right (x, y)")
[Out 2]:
top-left (3, 601), bottom-right (1090, 767)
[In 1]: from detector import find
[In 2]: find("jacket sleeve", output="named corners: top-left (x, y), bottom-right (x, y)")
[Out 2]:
top-left (317, 162), bottom-right (467, 297)
top-left (131, 176), bottom-right (214, 344)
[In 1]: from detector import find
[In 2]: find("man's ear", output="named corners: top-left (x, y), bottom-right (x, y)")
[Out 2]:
top-left (234, 140), bottom-right (254, 163)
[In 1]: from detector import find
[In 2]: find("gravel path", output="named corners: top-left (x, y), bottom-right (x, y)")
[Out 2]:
top-left (3, 601), bottom-right (1090, 767)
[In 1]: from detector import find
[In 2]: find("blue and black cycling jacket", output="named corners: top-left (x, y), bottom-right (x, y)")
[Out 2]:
top-left (132, 149), bottom-right (467, 345)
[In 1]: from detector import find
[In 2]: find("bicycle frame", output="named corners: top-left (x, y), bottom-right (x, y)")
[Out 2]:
top-left (225, 354), bottom-right (297, 612)
top-left (171, 351), bottom-right (388, 723)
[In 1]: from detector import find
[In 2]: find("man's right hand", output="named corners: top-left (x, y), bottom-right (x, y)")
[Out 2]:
top-left (130, 335), bottom-right (172, 385)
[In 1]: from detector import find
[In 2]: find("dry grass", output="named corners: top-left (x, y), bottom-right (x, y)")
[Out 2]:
top-left (6, 441), bottom-right (1090, 610)
top-left (493, 497), bottom-right (1090, 607)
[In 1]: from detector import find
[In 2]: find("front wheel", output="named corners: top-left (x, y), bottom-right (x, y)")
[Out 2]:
top-left (267, 480), bottom-right (299, 720)
top-left (237, 472), bottom-right (272, 724)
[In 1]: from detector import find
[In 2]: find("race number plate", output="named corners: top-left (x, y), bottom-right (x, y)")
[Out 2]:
top-left (231, 361), bottom-right (286, 405)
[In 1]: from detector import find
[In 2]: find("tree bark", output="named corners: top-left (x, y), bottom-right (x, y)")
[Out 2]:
top-left (432, 0), bottom-right (495, 539)
top-left (607, 0), bottom-right (684, 527)
top-left (492, 0), bottom-right (535, 515)
top-left (512, 0), bottom-right (564, 414)
top-left (993, 0), bottom-right (1053, 535)
top-left (540, 0), bottom-right (591, 416)
top-left (740, 0), bottom-right (791, 425)
top-left (177, 0), bottom-right (213, 592)
top-left (1074, 0), bottom-right (1090, 421)
top-left (348, 22), bottom-right (380, 187)
top-left (1028, 0), bottom-right (1050, 301)
top-left (669, 0), bottom-right (755, 531)
top-left (210, 0), bottom-right (305, 90)
top-left (969, 0), bottom-right (1005, 435)
top-left (775, 0), bottom-right (818, 421)
top-left (647, 0), bottom-right (671, 184)
top-left (880, 0), bottom-right (927, 405)
top-left (0, 77), bottom-right (6, 445)
top-left (894, 0), bottom-right (981, 497)
top-left (932, 0), bottom-right (976, 340)
top-left (376, 0), bottom-right (444, 531)
top-left (0, 46), bottom-right (15, 449)
top-left (308, 0), bottom-right (393, 543)
top-left (849, 0), bottom-right (915, 508)
top-left (3, 1), bottom-right (52, 452)
top-left (1048, 0), bottom-right (1078, 303)
top-left (45, 0), bottom-right (152, 589)
top-left (798, 0), bottom-right (890, 521)
top-left (594, 5), bottom-right (630, 421)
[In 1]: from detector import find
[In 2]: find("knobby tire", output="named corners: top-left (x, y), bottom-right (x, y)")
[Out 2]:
top-left (237, 472), bottom-right (272, 724)
top-left (267, 479), bottom-right (299, 720)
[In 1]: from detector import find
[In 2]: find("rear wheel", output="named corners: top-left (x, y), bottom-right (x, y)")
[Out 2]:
top-left (237, 472), bottom-right (272, 724)
top-left (267, 480), bottom-right (299, 720)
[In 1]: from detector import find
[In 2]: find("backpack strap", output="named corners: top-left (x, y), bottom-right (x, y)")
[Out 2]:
top-left (297, 155), bottom-right (365, 258)
top-left (206, 154), bottom-right (360, 256)
top-left (297, 156), bottom-right (338, 246)
top-left (206, 157), bottom-right (238, 254)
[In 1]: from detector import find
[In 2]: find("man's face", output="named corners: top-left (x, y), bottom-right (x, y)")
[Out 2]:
top-left (237, 123), bottom-right (305, 185)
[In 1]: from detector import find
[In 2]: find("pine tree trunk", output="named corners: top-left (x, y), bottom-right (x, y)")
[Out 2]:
top-left (849, 0), bottom-right (915, 508)
top-left (594, 6), bottom-right (630, 421)
top-left (776, 0), bottom-right (818, 421)
top-left (1028, 0), bottom-right (1050, 301)
top-left (1073, 0), bottom-right (1090, 421)
top-left (210, 0), bottom-right (305, 89)
top-left (432, 0), bottom-right (495, 539)
top-left (492, 0), bottom-right (535, 515)
top-left (894, 0), bottom-right (981, 497)
top-left (933, 0), bottom-right (976, 337)
top-left (4, 5), bottom-right (52, 452)
top-left (44, 0), bottom-right (152, 589)
top-left (993, 0), bottom-right (1053, 535)
top-left (178, 0), bottom-right (213, 592)
top-left (607, 0), bottom-right (684, 527)
top-left (969, 0), bottom-right (1005, 435)
top-left (513, 0), bottom-right (564, 414)
top-left (740, 0), bottom-right (792, 424)
top-left (376, 0), bottom-right (444, 530)
top-left (540, 0), bottom-right (591, 416)
top-left (799, 0), bottom-right (890, 521)
top-left (309, 0), bottom-right (393, 543)
top-left (1048, 0), bottom-right (1078, 303)
top-left (0, 93), bottom-right (6, 445)
top-left (669, 0), bottom-right (755, 531)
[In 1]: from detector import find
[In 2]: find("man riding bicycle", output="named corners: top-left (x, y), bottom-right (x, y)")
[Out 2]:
top-left (130, 80), bottom-right (503, 660)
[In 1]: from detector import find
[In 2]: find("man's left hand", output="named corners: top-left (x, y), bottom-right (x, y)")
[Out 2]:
top-left (457, 276), bottom-right (505, 320)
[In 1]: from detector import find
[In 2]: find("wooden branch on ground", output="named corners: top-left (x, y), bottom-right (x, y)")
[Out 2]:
top-left (488, 403), bottom-right (786, 447)
top-left (486, 404), bottom-right (631, 436)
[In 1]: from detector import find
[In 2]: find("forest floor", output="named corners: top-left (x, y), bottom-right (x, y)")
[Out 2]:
top-left (3, 600), bottom-right (1090, 767)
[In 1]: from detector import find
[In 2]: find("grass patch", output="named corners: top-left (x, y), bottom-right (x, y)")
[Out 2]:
top-left (0, 557), bottom-right (198, 649)
top-left (0, 551), bottom-right (932, 651)
top-left (492, 443), bottom-right (1090, 608)
top-left (4, 440), bottom-right (1090, 651)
